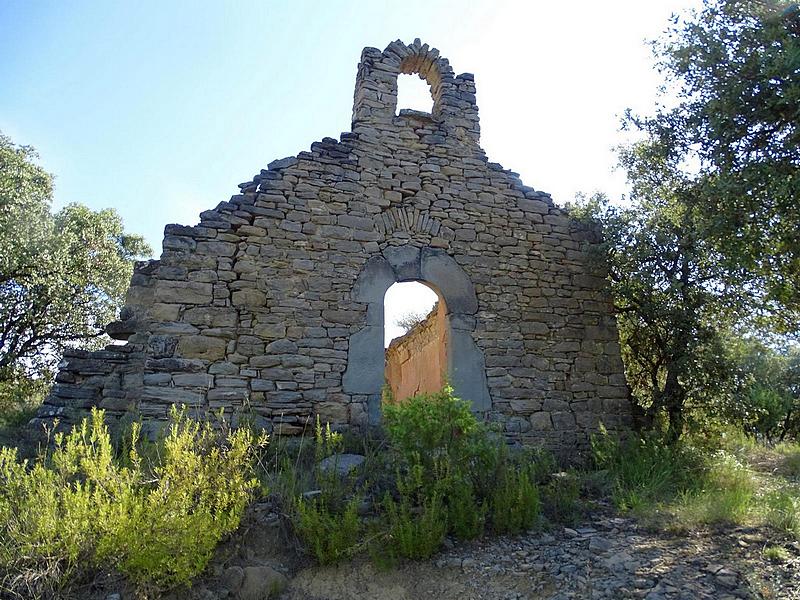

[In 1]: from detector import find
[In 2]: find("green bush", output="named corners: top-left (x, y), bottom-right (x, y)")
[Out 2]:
top-left (542, 471), bottom-right (581, 525)
top-left (384, 462), bottom-right (448, 559)
top-left (384, 491), bottom-right (448, 560)
top-left (289, 414), bottom-right (367, 565)
top-left (446, 475), bottom-right (485, 540)
top-left (0, 407), bottom-right (263, 596)
top-left (491, 466), bottom-right (540, 534)
top-left (383, 386), bottom-right (479, 470)
top-left (287, 388), bottom-right (551, 564)
top-left (294, 494), bottom-right (362, 564)
top-left (383, 387), bottom-right (545, 543)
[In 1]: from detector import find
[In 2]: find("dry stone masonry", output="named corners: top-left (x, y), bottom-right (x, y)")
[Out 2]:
top-left (36, 39), bottom-right (631, 457)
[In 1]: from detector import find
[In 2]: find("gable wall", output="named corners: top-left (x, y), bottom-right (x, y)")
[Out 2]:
top-left (36, 40), bottom-right (631, 458)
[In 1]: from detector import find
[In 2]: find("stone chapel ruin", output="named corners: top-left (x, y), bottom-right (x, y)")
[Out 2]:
top-left (36, 39), bottom-right (631, 457)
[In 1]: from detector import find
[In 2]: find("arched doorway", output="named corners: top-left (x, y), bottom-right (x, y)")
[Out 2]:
top-left (343, 246), bottom-right (490, 424)
top-left (383, 281), bottom-right (446, 403)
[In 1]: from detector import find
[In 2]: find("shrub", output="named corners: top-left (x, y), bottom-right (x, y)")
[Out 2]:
top-left (542, 471), bottom-right (582, 525)
top-left (384, 491), bottom-right (448, 560)
top-left (294, 494), bottom-right (362, 564)
top-left (0, 407), bottom-right (263, 596)
top-left (491, 467), bottom-right (540, 534)
top-left (384, 462), bottom-right (447, 559)
top-left (383, 387), bottom-right (546, 543)
top-left (287, 388), bottom-right (552, 564)
top-left (383, 386), bottom-right (478, 470)
top-left (445, 475), bottom-right (485, 540)
top-left (288, 414), bottom-right (368, 565)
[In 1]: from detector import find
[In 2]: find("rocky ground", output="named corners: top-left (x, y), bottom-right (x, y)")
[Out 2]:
top-left (283, 509), bottom-right (799, 600)
top-left (173, 498), bottom-right (799, 600)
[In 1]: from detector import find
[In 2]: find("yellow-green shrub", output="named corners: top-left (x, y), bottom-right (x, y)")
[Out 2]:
top-left (0, 408), bottom-right (264, 596)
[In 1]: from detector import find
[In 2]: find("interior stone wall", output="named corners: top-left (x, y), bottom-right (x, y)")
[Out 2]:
top-left (35, 39), bottom-right (631, 458)
top-left (384, 301), bottom-right (447, 403)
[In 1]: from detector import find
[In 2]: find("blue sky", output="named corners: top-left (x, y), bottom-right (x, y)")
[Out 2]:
top-left (1, 0), bottom-right (700, 340)
top-left (1, 0), bottom-right (702, 250)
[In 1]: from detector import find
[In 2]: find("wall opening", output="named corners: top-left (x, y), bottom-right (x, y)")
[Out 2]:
top-left (396, 73), bottom-right (433, 114)
top-left (343, 246), bottom-right (491, 419)
top-left (383, 281), bottom-right (447, 403)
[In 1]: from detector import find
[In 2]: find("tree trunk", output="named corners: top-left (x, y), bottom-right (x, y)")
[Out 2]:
top-left (663, 366), bottom-right (685, 443)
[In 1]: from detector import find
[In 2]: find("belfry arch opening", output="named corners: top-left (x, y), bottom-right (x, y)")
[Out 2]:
top-left (383, 281), bottom-right (446, 403)
top-left (396, 73), bottom-right (434, 114)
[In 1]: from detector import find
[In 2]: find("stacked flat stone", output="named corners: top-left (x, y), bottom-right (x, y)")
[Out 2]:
top-left (35, 39), bottom-right (631, 459)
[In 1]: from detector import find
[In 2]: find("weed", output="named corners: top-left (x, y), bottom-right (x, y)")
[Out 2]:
top-left (775, 442), bottom-right (800, 478)
top-left (293, 494), bottom-right (362, 564)
top-left (676, 452), bottom-right (756, 526)
top-left (763, 545), bottom-right (791, 561)
top-left (764, 488), bottom-right (800, 538)
top-left (491, 466), bottom-right (540, 534)
top-left (591, 428), bottom-right (704, 512)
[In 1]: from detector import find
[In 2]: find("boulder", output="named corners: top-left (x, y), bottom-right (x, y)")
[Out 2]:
top-left (318, 453), bottom-right (366, 476)
top-left (238, 565), bottom-right (287, 600)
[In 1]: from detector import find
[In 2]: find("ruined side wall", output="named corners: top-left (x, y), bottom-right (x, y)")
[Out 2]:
top-left (385, 302), bottom-right (447, 403)
top-left (36, 39), bottom-right (631, 457)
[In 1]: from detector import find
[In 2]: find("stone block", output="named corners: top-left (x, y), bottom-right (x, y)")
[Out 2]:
top-left (183, 307), bottom-right (237, 327)
top-left (315, 401), bottom-right (349, 423)
top-left (172, 373), bottom-right (214, 387)
top-left (254, 323), bottom-right (287, 339)
top-left (530, 412), bottom-right (552, 430)
top-left (154, 281), bottom-right (213, 305)
top-left (176, 336), bottom-right (227, 361)
top-left (232, 289), bottom-right (266, 308)
top-left (196, 241), bottom-right (237, 257)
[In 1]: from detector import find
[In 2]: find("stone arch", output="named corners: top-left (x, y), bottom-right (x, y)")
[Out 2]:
top-left (351, 39), bottom-right (480, 144)
top-left (343, 246), bottom-right (491, 424)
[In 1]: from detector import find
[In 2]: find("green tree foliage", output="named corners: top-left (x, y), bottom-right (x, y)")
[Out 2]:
top-left (723, 337), bottom-right (800, 440)
top-left (0, 132), bottom-right (150, 383)
top-left (570, 168), bottom-right (746, 442)
top-left (630, 0), bottom-right (800, 325)
top-left (570, 0), bottom-right (800, 440)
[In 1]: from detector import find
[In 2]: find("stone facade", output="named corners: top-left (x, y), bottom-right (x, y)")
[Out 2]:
top-left (384, 301), bottom-right (447, 403)
top-left (36, 39), bottom-right (631, 457)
